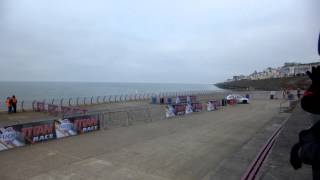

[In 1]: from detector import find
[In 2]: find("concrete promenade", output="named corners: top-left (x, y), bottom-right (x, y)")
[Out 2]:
top-left (257, 106), bottom-right (319, 180)
top-left (0, 99), bottom-right (288, 180)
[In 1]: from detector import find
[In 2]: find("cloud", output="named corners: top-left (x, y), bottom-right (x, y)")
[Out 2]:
top-left (0, 0), bottom-right (318, 83)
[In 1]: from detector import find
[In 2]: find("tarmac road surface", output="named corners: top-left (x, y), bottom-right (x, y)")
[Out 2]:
top-left (0, 100), bottom-right (286, 180)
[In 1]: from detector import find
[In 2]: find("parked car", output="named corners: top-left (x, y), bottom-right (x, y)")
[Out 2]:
top-left (226, 94), bottom-right (249, 104)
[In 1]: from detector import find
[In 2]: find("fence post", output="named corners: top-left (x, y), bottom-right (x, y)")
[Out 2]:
top-left (90, 96), bottom-right (94, 105)
top-left (60, 99), bottom-right (64, 107)
top-left (68, 98), bottom-right (72, 106)
top-left (103, 113), bottom-right (106, 129)
top-left (97, 96), bottom-right (100, 104)
top-left (109, 95), bottom-right (112, 103)
top-left (32, 100), bottom-right (36, 111)
top-left (76, 97), bottom-right (79, 106)
top-left (42, 100), bottom-right (47, 112)
top-left (84, 97), bottom-right (86, 105)
top-left (103, 96), bottom-right (106, 103)
top-left (21, 100), bottom-right (24, 112)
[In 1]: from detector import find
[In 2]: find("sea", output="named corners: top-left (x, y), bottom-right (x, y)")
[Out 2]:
top-left (0, 82), bottom-right (220, 104)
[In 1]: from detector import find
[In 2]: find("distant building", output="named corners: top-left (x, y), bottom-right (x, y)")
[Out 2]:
top-left (227, 62), bottom-right (320, 81)
top-left (247, 68), bottom-right (280, 80)
top-left (279, 65), bottom-right (294, 77)
top-left (230, 61), bottom-right (320, 81)
top-left (233, 75), bottom-right (246, 81)
top-left (280, 62), bottom-right (320, 77)
top-left (293, 62), bottom-right (320, 76)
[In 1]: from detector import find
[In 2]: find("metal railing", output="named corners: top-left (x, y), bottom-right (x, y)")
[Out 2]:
top-left (0, 90), bottom-right (282, 113)
top-left (97, 106), bottom-right (154, 129)
top-left (0, 90), bottom-right (220, 113)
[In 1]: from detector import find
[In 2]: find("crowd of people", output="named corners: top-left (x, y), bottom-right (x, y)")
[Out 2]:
top-left (279, 88), bottom-right (303, 100)
top-left (5, 95), bottom-right (17, 114)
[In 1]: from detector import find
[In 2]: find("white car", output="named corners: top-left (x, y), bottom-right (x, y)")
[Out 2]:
top-left (226, 94), bottom-right (249, 104)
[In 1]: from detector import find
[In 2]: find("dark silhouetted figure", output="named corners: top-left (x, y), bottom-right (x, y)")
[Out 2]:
top-left (290, 34), bottom-right (320, 180)
top-left (12, 95), bottom-right (17, 113)
top-left (297, 88), bottom-right (302, 99)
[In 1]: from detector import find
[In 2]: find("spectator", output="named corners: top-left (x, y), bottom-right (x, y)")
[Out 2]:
top-left (282, 88), bottom-right (286, 99)
top-left (297, 89), bottom-right (302, 99)
top-left (290, 66), bottom-right (320, 180)
top-left (12, 95), bottom-right (17, 113)
top-left (286, 89), bottom-right (290, 98)
top-left (290, 33), bottom-right (320, 180)
top-left (5, 97), bottom-right (11, 114)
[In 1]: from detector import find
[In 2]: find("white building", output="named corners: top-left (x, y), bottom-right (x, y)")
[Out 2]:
top-left (280, 62), bottom-right (320, 77)
top-left (293, 62), bottom-right (320, 76)
top-left (247, 68), bottom-right (280, 80)
top-left (233, 75), bottom-right (246, 81)
top-left (229, 61), bottom-right (319, 81)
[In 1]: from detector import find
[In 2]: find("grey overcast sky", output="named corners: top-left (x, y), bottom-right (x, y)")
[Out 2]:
top-left (0, 0), bottom-right (319, 83)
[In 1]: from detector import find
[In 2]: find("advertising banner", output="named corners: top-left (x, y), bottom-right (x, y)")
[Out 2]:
top-left (55, 115), bottom-right (99, 139)
top-left (54, 119), bottom-right (77, 138)
top-left (0, 127), bottom-right (25, 151)
top-left (0, 115), bottom-right (99, 151)
top-left (207, 101), bottom-right (214, 111)
top-left (165, 105), bottom-right (175, 118)
top-left (0, 120), bottom-right (55, 151)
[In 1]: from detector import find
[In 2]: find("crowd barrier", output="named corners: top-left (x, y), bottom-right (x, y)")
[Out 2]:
top-left (0, 91), bottom-right (277, 152)
top-left (0, 90), bottom-right (219, 112)
top-left (0, 104), bottom-right (165, 152)
top-left (98, 106), bottom-right (153, 128)
top-left (1, 91), bottom-right (290, 116)
top-left (0, 114), bottom-right (99, 152)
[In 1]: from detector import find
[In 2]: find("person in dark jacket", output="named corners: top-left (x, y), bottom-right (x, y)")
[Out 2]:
top-left (12, 95), bottom-right (17, 113)
top-left (290, 33), bottom-right (320, 180)
top-left (297, 88), bottom-right (302, 99)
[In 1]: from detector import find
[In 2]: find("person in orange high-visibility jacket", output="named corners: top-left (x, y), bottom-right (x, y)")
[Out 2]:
top-left (5, 97), bottom-right (11, 114)
top-left (12, 95), bottom-right (17, 113)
